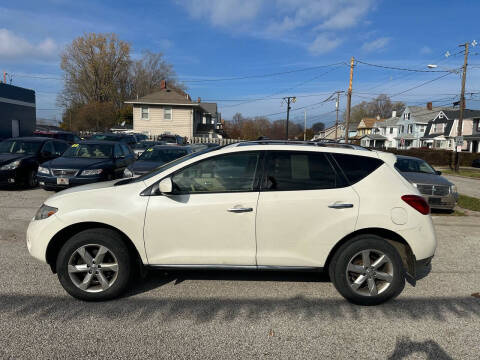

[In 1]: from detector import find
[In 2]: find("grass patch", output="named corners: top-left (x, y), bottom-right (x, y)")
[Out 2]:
top-left (441, 169), bottom-right (480, 178)
top-left (458, 194), bottom-right (480, 212)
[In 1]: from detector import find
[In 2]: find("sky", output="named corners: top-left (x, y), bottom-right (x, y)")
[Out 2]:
top-left (1, 0), bottom-right (480, 128)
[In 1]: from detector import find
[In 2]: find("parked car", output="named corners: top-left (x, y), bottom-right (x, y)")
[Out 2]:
top-left (27, 141), bottom-right (436, 305)
top-left (157, 134), bottom-right (185, 145)
top-left (0, 137), bottom-right (68, 187)
top-left (472, 158), bottom-right (480, 168)
top-left (37, 140), bottom-right (135, 190)
top-left (124, 145), bottom-right (193, 177)
top-left (395, 155), bottom-right (458, 210)
top-left (132, 140), bottom-right (165, 157)
top-left (89, 133), bottom-right (137, 147)
top-left (33, 130), bottom-right (81, 144)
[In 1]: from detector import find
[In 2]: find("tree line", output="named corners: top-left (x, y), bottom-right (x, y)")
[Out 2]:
top-left (58, 33), bottom-right (183, 131)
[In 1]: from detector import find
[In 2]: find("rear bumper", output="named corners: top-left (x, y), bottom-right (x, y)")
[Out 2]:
top-left (38, 174), bottom-right (106, 189)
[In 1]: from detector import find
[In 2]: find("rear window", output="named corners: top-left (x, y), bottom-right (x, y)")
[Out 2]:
top-left (332, 153), bottom-right (383, 185)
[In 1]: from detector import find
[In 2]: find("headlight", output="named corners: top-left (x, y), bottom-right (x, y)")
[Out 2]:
top-left (81, 169), bottom-right (103, 176)
top-left (0, 160), bottom-right (20, 170)
top-left (123, 168), bottom-right (133, 178)
top-left (34, 204), bottom-right (58, 220)
top-left (38, 166), bottom-right (50, 175)
top-left (450, 185), bottom-right (458, 194)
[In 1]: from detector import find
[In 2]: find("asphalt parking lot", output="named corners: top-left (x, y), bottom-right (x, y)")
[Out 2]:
top-left (0, 188), bottom-right (479, 359)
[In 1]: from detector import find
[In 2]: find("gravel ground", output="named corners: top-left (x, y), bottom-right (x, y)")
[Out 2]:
top-left (443, 174), bottom-right (480, 198)
top-left (0, 188), bottom-right (479, 359)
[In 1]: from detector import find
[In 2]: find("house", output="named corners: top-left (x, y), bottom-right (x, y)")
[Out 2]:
top-left (125, 81), bottom-right (221, 139)
top-left (0, 82), bottom-right (36, 140)
top-left (356, 117), bottom-right (379, 137)
top-left (395, 103), bottom-right (444, 149)
top-left (421, 109), bottom-right (480, 151)
top-left (313, 123), bottom-right (344, 141)
top-left (465, 116), bottom-right (480, 153)
top-left (360, 113), bottom-right (399, 149)
top-left (346, 121), bottom-right (360, 141)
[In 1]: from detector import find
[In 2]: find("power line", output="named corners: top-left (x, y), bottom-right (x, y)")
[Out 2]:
top-left (389, 72), bottom-right (453, 98)
top-left (180, 62), bottom-right (347, 83)
top-left (356, 60), bottom-right (454, 73)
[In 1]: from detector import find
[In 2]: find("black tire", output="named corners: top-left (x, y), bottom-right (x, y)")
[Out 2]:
top-left (26, 169), bottom-right (38, 188)
top-left (56, 228), bottom-right (132, 301)
top-left (328, 234), bottom-right (405, 306)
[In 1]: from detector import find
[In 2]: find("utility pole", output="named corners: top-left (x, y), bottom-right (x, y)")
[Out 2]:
top-left (283, 96), bottom-right (296, 140)
top-left (345, 57), bottom-right (355, 143)
top-left (304, 110), bottom-right (307, 141)
top-left (455, 43), bottom-right (469, 171)
top-left (334, 91), bottom-right (344, 141)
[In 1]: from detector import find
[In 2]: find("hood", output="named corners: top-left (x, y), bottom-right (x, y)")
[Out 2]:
top-left (0, 153), bottom-right (33, 166)
top-left (130, 160), bottom-right (163, 174)
top-left (47, 179), bottom-right (120, 200)
top-left (400, 171), bottom-right (453, 186)
top-left (45, 157), bottom-right (112, 169)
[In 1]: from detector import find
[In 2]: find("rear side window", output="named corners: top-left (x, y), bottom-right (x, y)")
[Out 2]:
top-left (332, 153), bottom-right (383, 185)
top-left (264, 151), bottom-right (346, 191)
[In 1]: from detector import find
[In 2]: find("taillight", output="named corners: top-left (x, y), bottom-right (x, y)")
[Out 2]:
top-left (401, 195), bottom-right (430, 215)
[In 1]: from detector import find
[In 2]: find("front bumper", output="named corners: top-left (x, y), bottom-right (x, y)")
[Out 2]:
top-left (0, 169), bottom-right (24, 186)
top-left (422, 193), bottom-right (458, 210)
top-left (27, 214), bottom-right (65, 263)
top-left (38, 174), bottom-right (106, 189)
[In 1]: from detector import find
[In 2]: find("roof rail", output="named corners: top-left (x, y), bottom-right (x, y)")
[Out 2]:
top-left (230, 139), bottom-right (370, 151)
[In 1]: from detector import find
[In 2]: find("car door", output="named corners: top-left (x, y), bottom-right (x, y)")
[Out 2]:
top-left (255, 150), bottom-right (360, 268)
top-left (143, 151), bottom-right (262, 266)
top-left (113, 144), bottom-right (126, 178)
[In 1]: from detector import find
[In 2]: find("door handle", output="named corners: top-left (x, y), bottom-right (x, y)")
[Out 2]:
top-left (328, 203), bottom-right (354, 209)
top-left (227, 207), bottom-right (253, 213)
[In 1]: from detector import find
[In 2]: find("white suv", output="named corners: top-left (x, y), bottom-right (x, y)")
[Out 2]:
top-left (27, 142), bottom-right (436, 305)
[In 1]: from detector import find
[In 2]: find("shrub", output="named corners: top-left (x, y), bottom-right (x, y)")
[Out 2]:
top-left (382, 148), bottom-right (479, 167)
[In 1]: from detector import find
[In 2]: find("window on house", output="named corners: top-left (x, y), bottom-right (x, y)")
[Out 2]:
top-left (407, 113), bottom-right (411, 120)
top-left (141, 106), bottom-right (149, 120)
top-left (164, 107), bottom-right (172, 120)
top-left (408, 124), bottom-right (412, 133)
top-left (389, 127), bottom-right (393, 134)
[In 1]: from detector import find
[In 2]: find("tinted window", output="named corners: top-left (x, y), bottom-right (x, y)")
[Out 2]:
top-left (114, 144), bottom-right (123, 158)
top-left (332, 153), bottom-right (383, 184)
top-left (0, 140), bottom-right (42, 154)
top-left (41, 141), bottom-right (55, 155)
top-left (172, 152), bottom-right (260, 193)
top-left (53, 141), bottom-right (68, 155)
top-left (139, 147), bottom-right (189, 164)
top-left (120, 144), bottom-right (131, 156)
top-left (264, 151), bottom-right (343, 191)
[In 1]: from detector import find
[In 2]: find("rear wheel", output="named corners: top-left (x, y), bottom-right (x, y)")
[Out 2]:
top-left (56, 228), bottom-right (132, 301)
top-left (329, 235), bottom-right (405, 305)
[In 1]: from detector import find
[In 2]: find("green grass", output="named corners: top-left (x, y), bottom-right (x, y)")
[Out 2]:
top-left (432, 209), bottom-right (466, 216)
top-left (457, 194), bottom-right (480, 212)
top-left (441, 169), bottom-right (480, 179)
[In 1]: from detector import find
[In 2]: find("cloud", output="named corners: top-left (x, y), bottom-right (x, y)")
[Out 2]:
top-left (361, 37), bottom-right (391, 52)
top-left (0, 28), bottom-right (58, 60)
top-left (308, 34), bottom-right (343, 55)
top-left (177, 0), bottom-right (377, 54)
top-left (420, 46), bottom-right (432, 55)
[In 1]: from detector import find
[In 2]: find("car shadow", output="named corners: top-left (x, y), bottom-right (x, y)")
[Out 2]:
top-left (388, 337), bottom-right (453, 360)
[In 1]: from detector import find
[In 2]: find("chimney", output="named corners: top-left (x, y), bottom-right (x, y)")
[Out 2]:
top-left (427, 102), bottom-right (432, 110)
top-left (160, 80), bottom-right (167, 89)
top-left (197, 97), bottom-right (201, 103)
top-left (392, 110), bottom-right (397, 118)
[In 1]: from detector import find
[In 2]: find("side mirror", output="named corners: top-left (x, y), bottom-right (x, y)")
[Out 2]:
top-left (158, 177), bottom-right (173, 194)
top-left (435, 170), bottom-right (442, 175)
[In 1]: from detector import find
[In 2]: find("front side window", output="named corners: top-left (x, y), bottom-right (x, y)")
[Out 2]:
top-left (53, 141), bottom-right (69, 155)
top-left (141, 106), bottom-right (149, 120)
top-left (0, 140), bottom-right (42, 155)
top-left (172, 152), bottom-right (260, 193)
top-left (264, 151), bottom-right (343, 191)
top-left (164, 107), bottom-right (172, 120)
top-left (120, 144), bottom-right (131, 156)
top-left (41, 141), bottom-right (55, 155)
top-left (114, 144), bottom-right (123, 158)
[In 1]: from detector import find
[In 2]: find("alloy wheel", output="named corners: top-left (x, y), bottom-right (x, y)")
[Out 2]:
top-left (346, 249), bottom-right (394, 296)
top-left (67, 244), bottom-right (119, 293)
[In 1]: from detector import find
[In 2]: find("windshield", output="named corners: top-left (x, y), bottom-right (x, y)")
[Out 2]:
top-left (139, 147), bottom-right (189, 163)
top-left (62, 143), bottom-right (113, 159)
top-left (159, 136), bottom-right (177, 143)
top-left (133, 147), bottom-right (216, 182)
top-left (395, 158), bottom-right (436, 174)
top-left (90, 134), bottom-right (120, 141)
top-left (134, 141), bottom-right (157, 150)
top-left (0, 140), bottom-right (42, 155)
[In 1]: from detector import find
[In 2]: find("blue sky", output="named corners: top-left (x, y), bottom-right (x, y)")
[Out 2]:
top-left (1, 0), bottom-right (480, 127)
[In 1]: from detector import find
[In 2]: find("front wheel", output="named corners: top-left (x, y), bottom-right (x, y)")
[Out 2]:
top-left (56, 228), bottom-right (132, 301)
top-left (329, 235), bottom-right (405, 306)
